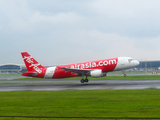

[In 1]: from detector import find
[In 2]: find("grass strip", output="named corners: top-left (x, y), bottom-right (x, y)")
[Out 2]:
top-left (10, 75), bottom-right (160, 80)
top-left (0, 89), bottom-right (160, 119)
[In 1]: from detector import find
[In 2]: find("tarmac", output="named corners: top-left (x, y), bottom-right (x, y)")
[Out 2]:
top-left (0, 80), bottom-right (160, 91)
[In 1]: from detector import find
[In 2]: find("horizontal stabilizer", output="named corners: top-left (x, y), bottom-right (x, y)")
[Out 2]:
top-left (22, 72), bottom-right (37, 76)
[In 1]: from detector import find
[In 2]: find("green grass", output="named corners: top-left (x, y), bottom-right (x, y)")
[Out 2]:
top-left (108, 71), bottom-right (159, 74)
top-left (10, 75), bottom-right (160, 81)
top-left (1, 90), bottom-right (160, 119)
top-left (0, 74), bottom-right (21, 76)
top-left (1, 72), bottom-right (160, 81)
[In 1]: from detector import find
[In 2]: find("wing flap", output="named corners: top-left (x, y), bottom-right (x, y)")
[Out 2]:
top-left (60, 67), bottom-right (93, 75)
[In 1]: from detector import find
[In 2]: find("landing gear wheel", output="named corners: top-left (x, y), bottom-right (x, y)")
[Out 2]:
top-left (81, 79), bottom-right (85, 83)
top-left (123, 74), bottom-right (127, 77)
top-left (85, 79), bottom-right (89, 83)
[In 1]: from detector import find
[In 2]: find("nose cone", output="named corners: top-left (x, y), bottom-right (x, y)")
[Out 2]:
top-left (135, 60), bottom-right (140, 66)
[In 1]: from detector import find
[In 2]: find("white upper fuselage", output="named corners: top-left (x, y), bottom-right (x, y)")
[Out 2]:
top-left (114, 57), bottom-right (139, 71)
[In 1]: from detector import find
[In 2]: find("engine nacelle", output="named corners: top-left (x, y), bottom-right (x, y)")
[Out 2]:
top-left (90, 70), bottom-right (103, 77)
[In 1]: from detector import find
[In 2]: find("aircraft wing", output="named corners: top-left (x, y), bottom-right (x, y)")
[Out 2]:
top-left (60, 67), bottom-right (93, 75)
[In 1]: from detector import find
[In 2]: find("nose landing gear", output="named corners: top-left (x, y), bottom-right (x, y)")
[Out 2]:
top-left (123, 73), bottom-right (126, 77)
top-left (122, 70), bottom-right (127, 77)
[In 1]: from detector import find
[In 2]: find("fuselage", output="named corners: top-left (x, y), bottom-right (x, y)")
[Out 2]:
top-left (21, 52), bottom-right (139, 80)
top-left (32, 57), bottom-right (139, 78)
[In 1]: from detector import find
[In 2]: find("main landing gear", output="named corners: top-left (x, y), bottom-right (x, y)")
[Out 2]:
top-left (81, 76), bottom-right (89, 83)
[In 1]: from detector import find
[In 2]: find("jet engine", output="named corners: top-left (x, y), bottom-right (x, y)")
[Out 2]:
top-left (90, 70), bottom-right (104, 77)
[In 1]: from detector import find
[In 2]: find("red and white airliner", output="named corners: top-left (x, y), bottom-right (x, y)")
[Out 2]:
top-left (21, 52), bottom-right (139, 83)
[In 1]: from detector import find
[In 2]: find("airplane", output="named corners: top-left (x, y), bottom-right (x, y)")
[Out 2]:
top-left (21, 52), bottom-right (139, 83)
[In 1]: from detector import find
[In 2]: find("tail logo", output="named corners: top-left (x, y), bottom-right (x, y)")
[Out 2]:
top-left (23, 56), bottom-right (34, 64)
top-left (23, 56), bottom-right (42, 74)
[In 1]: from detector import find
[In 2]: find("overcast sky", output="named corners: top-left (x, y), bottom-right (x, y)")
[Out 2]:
top-left (1, 0), bottom-right (160, 65)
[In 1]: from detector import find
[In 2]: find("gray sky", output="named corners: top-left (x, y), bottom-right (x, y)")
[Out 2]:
top-left (1, 0), bottom-right (160, 65)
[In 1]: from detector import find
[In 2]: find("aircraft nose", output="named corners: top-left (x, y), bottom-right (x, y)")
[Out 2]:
top-left (135, 60), bottom-right (140, 66)
top-left (132, 60), bottom-right (139, 66)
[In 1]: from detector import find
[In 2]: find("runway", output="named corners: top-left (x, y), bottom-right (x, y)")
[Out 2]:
top-left (0, 80), bottom-right (160, 91)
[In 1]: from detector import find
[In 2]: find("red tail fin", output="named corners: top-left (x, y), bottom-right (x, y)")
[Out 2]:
top-left (21, 52), bottom-right (45, 74)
